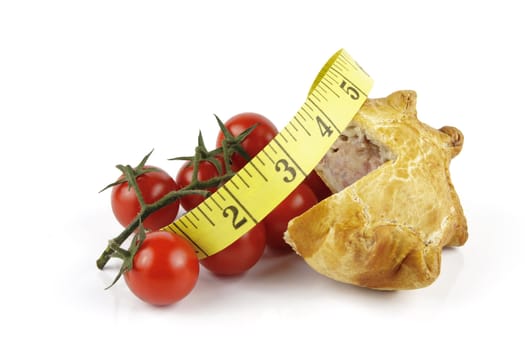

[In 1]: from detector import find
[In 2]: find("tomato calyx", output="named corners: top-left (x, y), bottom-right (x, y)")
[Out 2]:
top-left (99, 149), bottom-right (160, 196)
top-left (214, 114), bottom-right (258, 172)
top-left (104, 225), bottom-right (146, 290)
top-left (169, 131), bottom-right (230, 191)
top-left (170, 119), bottom-right (258, 211)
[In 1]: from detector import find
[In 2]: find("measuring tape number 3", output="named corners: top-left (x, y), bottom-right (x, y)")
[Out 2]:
top-left (164, 49), bottom-right (374, 258)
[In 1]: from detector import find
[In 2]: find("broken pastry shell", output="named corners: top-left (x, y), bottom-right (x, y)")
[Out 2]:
top-left (284, 90), bottom-right (467, 290)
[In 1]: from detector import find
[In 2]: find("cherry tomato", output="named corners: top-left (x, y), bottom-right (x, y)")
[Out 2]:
top-left (216, 112), bottom-right (278, 170)
top-left (124, 231), bottom-right (199, 306)
top-left (304, 171), bottom-right (332, 201)
top-left (176, 157), bottom-right (224, 212)
top-left (264, 183), bottom-right (318, 251)
top-left (111, 167), bottom-right (179, 230)
top-left (200, 223), bottom-right (266, 275)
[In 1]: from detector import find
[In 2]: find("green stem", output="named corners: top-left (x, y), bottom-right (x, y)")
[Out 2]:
top-left (118, 164), bottom-right (148, 208)
top-left (191, 143), bottom-right (203, 183)
top-left (96, 167), bottom-right (237, 270)
top-left (96, 188), bottom-right (209, 269)
top-left (97, 116), bottom-right (253, 273)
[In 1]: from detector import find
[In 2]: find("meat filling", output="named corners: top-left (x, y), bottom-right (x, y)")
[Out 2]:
top-left (317, 123), bottom-right (395, 192)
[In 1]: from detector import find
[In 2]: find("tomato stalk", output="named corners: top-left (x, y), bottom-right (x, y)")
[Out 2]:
top-left (214, 114), bottom-right (257, 173)
top-left (96, 187), bottom-right (209, 270)
top-left (104, 226), bottom-right (145, 289)
top-left (96, 116), bottom-right (256, 276)
top-left (96, 171), bottom-right (239, 270)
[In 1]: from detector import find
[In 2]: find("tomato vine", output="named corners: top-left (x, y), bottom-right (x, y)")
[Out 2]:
top-left (96, 116), bottom-right (256, 285)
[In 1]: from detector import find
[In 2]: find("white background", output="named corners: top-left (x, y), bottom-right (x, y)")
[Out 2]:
top-left (1, 0), bottom-right (523, 348)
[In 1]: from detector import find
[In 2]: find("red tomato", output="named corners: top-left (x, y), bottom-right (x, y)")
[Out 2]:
top-left (176, 158), bottom-right (224, 212)
top-left (124, 231), bottom-right (199, 306)
top-left (264, 183), bottom-right (318, 251)
top-left (304, 171), bottom-right (332, 201)
top-left (200, 223), bottom-right (266, 275)
top-left (216, 112), bottom-right (278, 170)
top-left (111, 167), bottom-right (179, 230)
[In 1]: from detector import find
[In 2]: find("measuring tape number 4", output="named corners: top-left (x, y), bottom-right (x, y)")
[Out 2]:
top-left (164, 49), bottom-right (374, 258)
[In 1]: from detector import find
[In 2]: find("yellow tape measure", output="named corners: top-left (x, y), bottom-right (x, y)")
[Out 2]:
top-left (164, 49), bottom-right (373, 258)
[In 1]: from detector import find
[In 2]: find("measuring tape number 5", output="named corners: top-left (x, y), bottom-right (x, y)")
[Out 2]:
top-left (164, 49), bottom-right (374, 258)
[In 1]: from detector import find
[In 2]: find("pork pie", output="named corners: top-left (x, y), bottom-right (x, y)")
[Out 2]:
top-left (284, 90), bottom-right (467, 290)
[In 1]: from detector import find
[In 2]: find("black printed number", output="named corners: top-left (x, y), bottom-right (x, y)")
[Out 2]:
top-left (316, 116), bottom-right (333, 137)
top-left (275, 158), bottom-right (297, 183)
top-left (340, 80), bottom-right (359, 100)
top-left (222, 205), bottom-right (247, 229)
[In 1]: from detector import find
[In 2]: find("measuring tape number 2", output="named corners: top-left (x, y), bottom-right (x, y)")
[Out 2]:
top-left (164, 49), bottom-right (374, 258)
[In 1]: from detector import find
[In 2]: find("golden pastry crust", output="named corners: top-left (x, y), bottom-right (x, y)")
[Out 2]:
top-left (284, 90), bottom-right (467, 290)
